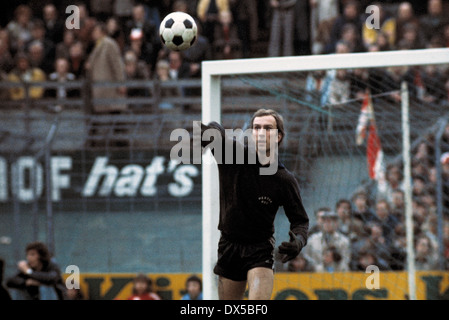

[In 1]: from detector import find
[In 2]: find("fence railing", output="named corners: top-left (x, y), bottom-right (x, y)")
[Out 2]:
top-left (0, 78), bottom-right (286, 114)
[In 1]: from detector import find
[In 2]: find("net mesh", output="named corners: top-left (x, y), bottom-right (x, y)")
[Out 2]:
top-left (218, 62), bottom-right (449, 299)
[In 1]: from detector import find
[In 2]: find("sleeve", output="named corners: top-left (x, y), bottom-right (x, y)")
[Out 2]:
top-left (281, 173), bottom-right (309, 246)
top-left (6, 272), bottom-right (26, 289)
top-left (28, 263), bottom-right (62, 285)
top-left (201, 121), bottom-right (250, 165)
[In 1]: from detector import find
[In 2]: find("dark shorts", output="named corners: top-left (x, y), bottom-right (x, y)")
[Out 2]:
top-left (213, 235), bottom-right (275, 282)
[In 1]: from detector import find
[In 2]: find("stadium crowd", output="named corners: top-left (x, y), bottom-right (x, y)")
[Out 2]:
top-left (278, 123), bottom-right (449, 273)
top-left (1, 0), bottom-right (449, 300)
top-left (0, 1), bottom-right (448, 103)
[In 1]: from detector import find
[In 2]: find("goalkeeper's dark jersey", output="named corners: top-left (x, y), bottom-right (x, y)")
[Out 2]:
top-left (201, 122), bottom-right (309, 245)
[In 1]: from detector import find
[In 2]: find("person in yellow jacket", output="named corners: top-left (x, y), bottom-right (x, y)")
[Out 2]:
top-left (196, 0), bottom-right (230, 46)
top-left (7, 52), bottom-right (46, 100)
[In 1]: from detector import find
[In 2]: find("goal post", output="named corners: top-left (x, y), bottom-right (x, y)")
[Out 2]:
top-left (201, 48), bottom-right (449, 300)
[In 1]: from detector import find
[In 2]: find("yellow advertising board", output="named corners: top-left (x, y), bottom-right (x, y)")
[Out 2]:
top-left (64, 271), bottom-right (449, 300)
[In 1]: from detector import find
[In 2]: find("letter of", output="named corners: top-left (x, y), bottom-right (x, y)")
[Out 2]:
top-left (51, 156), bottom-right (72, 201)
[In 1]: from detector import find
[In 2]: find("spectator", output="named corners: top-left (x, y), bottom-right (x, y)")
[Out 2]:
top-left (71, 2), bottom-right (97, 51)
top-left (42, 3), bottom-right (64, 45)
top-left (0, 29), bottom-right (14, 73)
top-left (229, 0), bottom-right (258, 58)
top-left (6, 241), bottom-right (66, 300)
top-left (352, 190), bottom-right (376, 224)
top-left (168, 50), bottom-right (191, 80)
top-left (304, 210), bottom-right (351, 271)
top-left (85, 22), bottom-right (126, 114)
top-left (377, 163), bottom-right (404, 203)
top-left (286, 253), bottom-right (315, 272)
top-left (292, 0), bottom-right (311, 56)
top-left (7, 4), bottom-right (33, 54)
top-left (374, 31), bottom-right (393, 52)
top-left (154, 59), bottom-right (178, 110)
top-left (327, 1), bottom-right (363, 54)
top-left (350, 68), bottom-right (370, 101)
top-left (420, 64), bottom-right (448, 105)
top-left (315, 246), bottom-right (345, 272)
top-left (420, 0), bottom-right (448, 44)
top-left (27, 40), bottom-right (53, 75)
top-left (267, 0), bottom-right (296, 57)
top-left (125, 3), bottom-right (155, 41)
top-left (396, 22), bottom-right (426, 50)
top-left (443, 220), bottom-right (449, 267)
top-left (443, 23), bottom-right (449, 47)
top-left (309, 0), bottom-right (339, 55)
top-left (127, 274), bottom-right (161, 300)
top-left (338, 23), bottom-right (366, 53)
top-left (420, 187), bottom-right (437, 217)
top-left (123, 50), bottom-right (150, 110)
top-left (372, 199), bottom-right (400, 243)
top-left (353, 248), bottom-right (389, 271)
top-left (362, 2), bottom-right (396, 49)
top-left (112, 0), bottom-right (134, 26)
top-left (351, 222), bottom-right (393, 270)
top-left (390, 189), bottom-right (405, 221)
top-left (440, 152), bottom-right (449, 215)
top-left (308, 206), bottom-right (332, 235)
top-left (421, 213), bottom-right (440, 260)
top-left (395, 2), bottom-right (424, 49)
top-left (414, 140), bottom-right (434, 167)
top-left (305, 70), bottom-right (330, 108)
top-left (183, 22), bottom-right (212, 78)
top-left (335, 198), bottom-right (364, 242)
top-left (197, 0), bottom-right (230, 46)
top-left (412, 175), bottom-right (427, 199)
top-left (106, 16), bottom-right (126, 54)
top-left (0, 258), bottom-right (11, 300)
top-left (213, 10), bottom-right (241, 60)
top-left (55, 29), bottom-right (76, 60)
top-left (390, 222), bottom-right (407, 270)
top-left (7, 52), bottom-right (46, 100)
top-left (45, 57), bottom-right (79, 112)
top-left (327, 68), bottom-right (351, 107)
top-left (125, 3), bottom-right (160, 62)
top-left (89, 0), bottom-right (114, 22)
top-left (414, 234), bottom-right (439, 270)
top-left (127, 28), bottom-right (155, 72)
top-left (181, 275), bottom-right (203, 300)
top-left (68, 41), bottom-right (87, 79)
top-left (66, 287), bottom-right (86, 300)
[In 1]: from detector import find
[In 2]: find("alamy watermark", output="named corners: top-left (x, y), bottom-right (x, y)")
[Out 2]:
top-left (365, 5), bottom-right (380, 30)
top-left (169, 121), bottom-right (279, 175)
top-left (65, 5), bottom-right (80, 30)
top-left (366, 265), bottom-right (380, 289)
top-left (65, 264), bottom-right (80, 289)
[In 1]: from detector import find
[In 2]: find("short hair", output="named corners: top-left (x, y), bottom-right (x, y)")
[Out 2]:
top-left (132, 273), bottom-right (152, 293)
top-left (25, 241), bottom-right (51, 265)
top-left (250, 109), bottom-right (285, 144)
top-left (336, 198), bottom-right (351, 209)
top-left (185, 274), bottom-right (202, 291)
top-left (94, 22), bottom-right (108, 35)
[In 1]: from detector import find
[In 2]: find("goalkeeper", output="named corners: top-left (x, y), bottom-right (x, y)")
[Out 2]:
top-left (197, 108), bottom-right (309, 300)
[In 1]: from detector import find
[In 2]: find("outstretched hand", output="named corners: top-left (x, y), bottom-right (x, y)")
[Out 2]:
top-left (278, 230), bottom-right (304, 263)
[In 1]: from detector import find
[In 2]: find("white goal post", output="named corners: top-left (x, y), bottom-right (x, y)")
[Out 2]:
top-left (201, 48), bottom-right (449, 300)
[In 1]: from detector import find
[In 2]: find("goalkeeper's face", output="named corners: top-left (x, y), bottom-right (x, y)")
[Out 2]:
top-left (252, 115), bottom-right (280, 155)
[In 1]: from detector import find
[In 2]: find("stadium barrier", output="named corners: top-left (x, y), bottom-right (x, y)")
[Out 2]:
top-left (63, 271), bottom-right (449, 300)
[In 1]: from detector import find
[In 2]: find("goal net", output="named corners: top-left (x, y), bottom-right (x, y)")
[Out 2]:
top-left (201, 48), bottom-right (449, 300)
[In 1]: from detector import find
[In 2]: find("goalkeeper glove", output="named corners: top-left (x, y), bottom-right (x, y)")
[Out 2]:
top-left (278, 230), bottom-right (305, 263)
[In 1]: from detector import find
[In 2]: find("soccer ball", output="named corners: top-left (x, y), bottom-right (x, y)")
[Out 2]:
top-left (159, 12), bottom-right (197, 51)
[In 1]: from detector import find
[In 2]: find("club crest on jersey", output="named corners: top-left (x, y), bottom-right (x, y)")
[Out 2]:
top-left (258, 196), bottom-right (273, 205)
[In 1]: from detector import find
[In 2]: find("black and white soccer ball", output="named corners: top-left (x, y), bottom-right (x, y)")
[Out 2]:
top-left (159, 12), bottom-right (197, 51)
